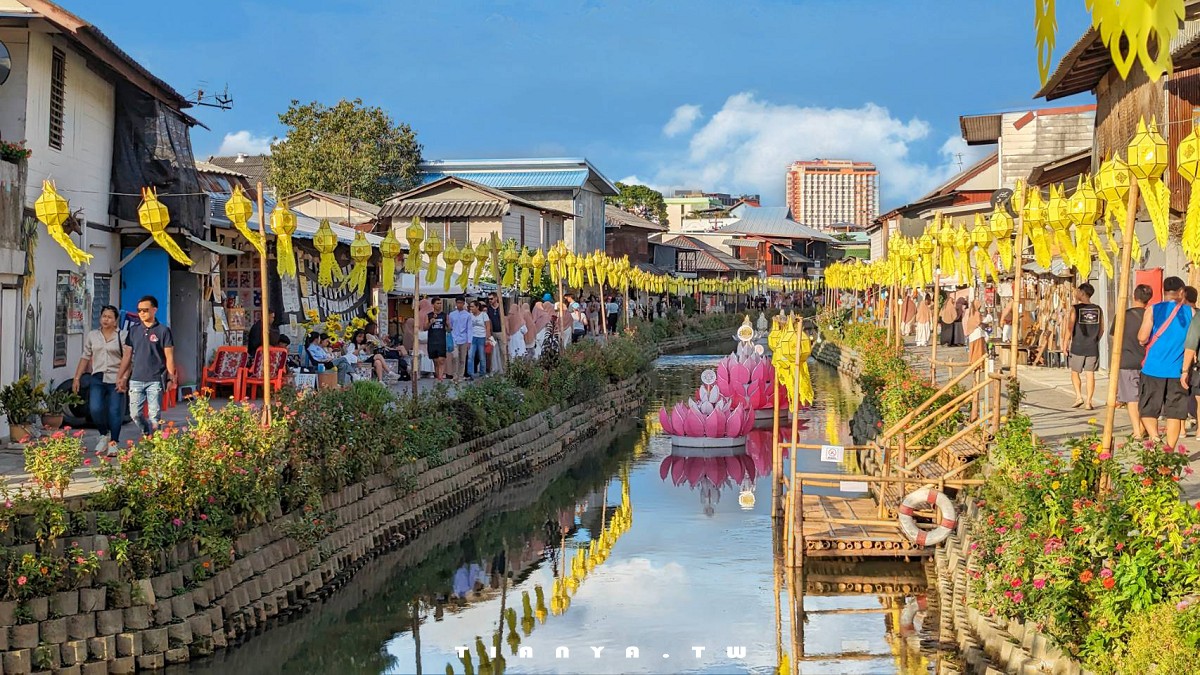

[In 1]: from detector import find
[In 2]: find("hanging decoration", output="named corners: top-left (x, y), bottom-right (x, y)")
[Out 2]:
top-left (423, 227), bottom-right (443, 285)
top-left (137, 187), bottom-right (193, 266)
top-left (1067, 175), bottom-right (1111, 278)
top-left (442, 239), bottom-right (460, 291)
top-left (1095, 154), bottom-right (1130, 253)
top-left (379, 227), bottom-right (402, 293)
top-left (224, 185), bottom-right (263, 255)
top-left (473, 237), bottom-right (490, 287)
top-left (271, 200), bottom-right (298, 278)
top-left (456, 240), bottom-right (475, 290)
top-left (988, 203), bottom-right (1015, 271)
top-left (517, 247), bottom-right (533, 292)
top-left (1046, 183), bottom-right (1079, 268)
top-left (313, 220), bottom-right (342, 286)
top-left (1085, 0), bottom-right (1185, 81)
top-left (501, 241), bottom-right (519, 287)
top-left (33, 181), bottom-right (92, 266)
top-left (1022, 186), bottom-right (1052, 269)
top-left (547, 244), bottom-right (562, 284)
top-left (972, 216), bottom-right (998, 284)
top-left (1035, 0), bottom-right (1057, 85)
top-left (341, 232), bottom-right (371, 295)
top-left (404, 217), bottom-right (424, 273)
top-left (1127, 118), bottom-right (1171, 249)
top-left (1178, 126), bottom-right (1200, 264)
top-left (532, 248), bottom-right (546, 287)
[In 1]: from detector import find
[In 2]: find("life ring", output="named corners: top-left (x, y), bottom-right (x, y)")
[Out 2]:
top-left (897, 487), bottom-right (957, 546)
top-left (899, 596), bottom-right (927, 636)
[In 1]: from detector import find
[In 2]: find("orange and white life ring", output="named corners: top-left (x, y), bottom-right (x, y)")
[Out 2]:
top-left (897, 487), bottom-right (957, 546)
top-left (899, 596), bottom-right (927, 636)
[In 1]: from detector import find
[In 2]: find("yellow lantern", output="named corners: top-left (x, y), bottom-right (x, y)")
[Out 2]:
top-left (404, 217), bottom-right (424, 273)
top-left (473, 237), bottom-right (490, 287)
top-left (379, 227), bottom-right (402, 293)
top-left (501, 243), bottom-right (519, 287)
top-left (224, 185), bottom-right (262, 254)
top-left (342, 231), bottom-right (372, 295)
top-left (271, 199), bottom-right (298, 278)
top-left (988, 203), bottom-right (1014, 271)
top-left (547, 244), bottom-right (562, 284)
top-left (1179, 128), bottom-right (1200, 263)
top-left (456, 240), bottom-right (475, 290)
top-left (312, 220), bottom-right (341, 286)
top-left (1022, 187), bottom-right (1052, 269)
top-left (531, 248), bottom-right (546, 287)
top-left (517, 247), bottom-right (532, 292)
top-left (441, 239), bottom-right (460, 291)
top-left (423, 227), bottom-right (442, 284)
top-left (1128, 117), bottom-right (1171, 248)
top-left (137, 187), bottom-right (192, 266)
top-left (33, 180), bottom-right (92, 265)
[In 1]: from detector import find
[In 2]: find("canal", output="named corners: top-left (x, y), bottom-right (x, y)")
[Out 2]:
top-left (182, 345), bottom-right (945, 675)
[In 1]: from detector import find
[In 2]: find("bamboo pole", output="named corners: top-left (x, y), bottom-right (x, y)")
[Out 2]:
top-left (489, 233), bottom-right (509, 357)
top-left (1101, 180), bottom-right (1140, 454)
top-left (411, 236), bottom-right (422, 399)
top-left (256, 182), bottom-right (272, 425)
top-left (1009, 213), bottom-right (1025, 380)
top-left (598, 276), bottom-right (608, 336)
top-left (772, 335), bottom-right (784, 526)
top-left (930, 240), bottom-right (941, 385)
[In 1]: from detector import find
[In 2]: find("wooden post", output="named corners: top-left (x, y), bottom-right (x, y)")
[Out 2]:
top-left (490, 233), bottom-right (510, 354)
top-left (256, 182), bottom-right (272, 425)
top-left (930, 240), bottom-right (941, 385)
top-left (787, 313), bottom-right (803, 536)
top-left (771, 333), bottom-right (784, 527)
top-left (1009, 215), bottom-right (1025, 379)
top-left (411, 231), bottom-right (423, 399)
top-left (598, 276), bottom-right (608, 336)
top-left (1101, 181), bottom-right (1141, 454)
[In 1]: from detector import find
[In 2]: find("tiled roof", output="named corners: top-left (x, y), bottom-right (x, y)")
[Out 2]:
top-left (207, 154), bottom-right (271, 186)
top-left (285, 189), bottom-right (380, 216)
top-left (381, 176), bottom-right (576, 219)
top-left (718, 206), bottom-right (834, 242)
top-left (604, 204), bottom-right (666, 231)
top-left (658, 235), bottom-right (756, 273)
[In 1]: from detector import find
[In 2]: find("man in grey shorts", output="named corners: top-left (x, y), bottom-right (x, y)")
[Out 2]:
top-left (1064, 283), bottom-right (1103, 409)
top-left (1113, 285), bottom-right (1151, 438)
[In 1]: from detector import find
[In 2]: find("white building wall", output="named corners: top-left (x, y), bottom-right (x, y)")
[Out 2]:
top-left (16, 29), bottom-right (118, 387)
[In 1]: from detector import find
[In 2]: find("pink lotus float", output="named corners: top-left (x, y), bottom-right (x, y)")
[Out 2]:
top-left (658, 384), bottom-right (752, 447)
top-left (658, 451), bottom-right (759, 488)
top-left (715, 350), bottom-right (781, 411)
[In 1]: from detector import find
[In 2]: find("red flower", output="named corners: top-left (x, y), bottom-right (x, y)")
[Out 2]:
top-left (1079, 570), bottom-right (1094, 583)
top-left (1072, 526), bottom-right (1084, 534)
top-left (1142, 478), bottom-right (1154, 487)
top-left (1010, 578), bottom-right (1022, 588)
top-left (1132, 465), bottom-right (1145, 474)
top-left (1102, 577), bottom-right (1115, 590)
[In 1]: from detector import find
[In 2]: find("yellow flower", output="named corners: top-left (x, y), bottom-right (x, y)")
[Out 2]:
top-left (1071, 449), bottom-right (1081, 461)
top-left (1087, 417), bottom-right (1098, 426)
top-left (1051, 481), bottom-right (1061, 490)
top-left (1081, 479), bottom-right (1088, 490)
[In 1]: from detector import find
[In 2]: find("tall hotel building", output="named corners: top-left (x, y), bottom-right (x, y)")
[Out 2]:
top-left (785, 160), bottom-right (879, 231)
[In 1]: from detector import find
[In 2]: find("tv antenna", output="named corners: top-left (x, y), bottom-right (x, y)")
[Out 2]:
top-left (187, 83), bottom-right (233, 110)
top-left (955, 152), bottom-right (964, 170)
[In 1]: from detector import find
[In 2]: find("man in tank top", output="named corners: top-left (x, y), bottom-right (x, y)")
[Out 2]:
top-left (1064, 283), bottom-right (1103, 410)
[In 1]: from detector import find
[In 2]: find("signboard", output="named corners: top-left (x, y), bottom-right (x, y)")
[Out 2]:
top-left (700, 369), bottom-right (717, 385)
top-left (820, 444), bottom-right (845, 463)
top-left (839, 481), bottom-right (869, 493)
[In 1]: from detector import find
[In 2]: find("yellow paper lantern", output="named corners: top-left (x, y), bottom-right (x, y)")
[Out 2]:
top-left (423, 228), bottom-right (442, 284)
top-left (517, 247), bottom-right (532, 292)
top-left (33, 180), bottom-right (92, 265)
top-left (1128, 118), bottom-right (1172, 248)
top-left (224, 185), bottom-right (263, 255)
top-left (501, 243), bottom-right (519, 287)
top-left (271, 199), bottom-right (298, 278)
top-left (380, 228), bottom-right (402, 293)
top-left (456, 239), bottom-right (474, 290)
top-left (313, 220), bottom-right (342, 286)
top-left (1180, 128), bottom-right (1200, 263)
top-left (473, 237), bottom-right (490, 287)
top-left (341, 232), bottom-right (372, 295)
top-left (531, 248), bottom-right (546, 287)
top-left (404, 217), bottom-right (424, 273)
top-left (137, 187), bottom-right (192, 266)
top-left (442, 239), bottom-right (460, 291)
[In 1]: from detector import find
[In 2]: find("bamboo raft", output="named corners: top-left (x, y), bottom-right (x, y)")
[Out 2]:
top-left (797, 494), bottom-right (927, 558)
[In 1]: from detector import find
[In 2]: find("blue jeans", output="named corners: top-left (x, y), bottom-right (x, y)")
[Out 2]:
top-left (469, 337), bottom-right (487, 377)
top-left (329, 357), bottom-right (353, 385)
top-left (89, 381), bottom-right (124, 444)
top-left (128, 380), bottom-right (163, 437)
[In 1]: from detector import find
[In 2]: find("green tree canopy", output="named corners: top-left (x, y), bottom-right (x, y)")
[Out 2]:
top-left (607, 181), bottom-right (669, 227)
top-left (268, 98), bottom-right (423, 206)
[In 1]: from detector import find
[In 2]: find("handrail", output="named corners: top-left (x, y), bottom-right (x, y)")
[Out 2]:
top-left (904, 377), bottom-right (993, 446)
top-left (790, 471), bottom-right (985, 488)
top-left (940, 455), bottom-right (982, 480)
top-left (899, 416), bottom-right (988, 473)
top-left (880, 354), bottom-right (988, 442)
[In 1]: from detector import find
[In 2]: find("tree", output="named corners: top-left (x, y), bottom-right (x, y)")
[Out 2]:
top-left (607, 182), bottom-right (669, 227)
top-left (268, 98), bottom-right (423, 205)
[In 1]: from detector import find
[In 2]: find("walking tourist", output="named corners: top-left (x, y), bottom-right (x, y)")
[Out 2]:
top-left (117, 295), bottom-right (176, 438)
top-left (1115, 284), bottom-right (1152, 439)
top-left (449, 297), bottom-right (472, 383)
top-left (488, 293), bottom-right (506, 374)
top-left (606, 295), bottom-right (620, 334)
top-left (532, 300), bottom-right (552, 358)
top-left (965, 299), bottom-right (986, 363)
top-left (507, 304), bottom-right (529, 358)
top-left (570, 301), bottom-right (587, 342)
top-left (468, 300), bottom-right (490, 379)
top-left (425, 297), bottom-right (449, 381)
top-left (73, 305), bottom-right (124, 456)
top-left (587, 296), bottom-right (601, 334)
top-left (1065, 283), bottom-right (1103, 410)
top-left (1000, 297), bottom-right (1014, 344)
top-left (901, 291), bottom-right (917, 336)
top-left (914, 294), bottom-right (932, 347)
top-left (1139, 276), bottom-right (1191, 448)
top-left (939, 295), bottom-right (958, 346)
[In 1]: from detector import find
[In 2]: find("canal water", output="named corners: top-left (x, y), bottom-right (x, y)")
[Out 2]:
top-left (182, 346), bottom-right (946, 675)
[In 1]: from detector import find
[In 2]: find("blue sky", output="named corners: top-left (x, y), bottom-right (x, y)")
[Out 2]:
top-left (69, 0), bottom-right (1092, 210)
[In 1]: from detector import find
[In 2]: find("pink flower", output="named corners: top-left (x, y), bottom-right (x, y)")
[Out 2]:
top-left (1012, 592), bottom-right (1024, 603)
top-left (96, 550), bottom-right (104, 558)
top-left (1100, 568), bottom-right (1113, 579)
top-left (17, 576), bottom-right (26, 586)
top-left (1010, 578), bottom-right (1023, 588)
top-left (83, 458), bottom-right (91, 466)
top-left (75, 556), bottom-right (85, 564)
top-left (199, 514), bottom-right (208, 521)
top-left (1098, 452), bottom-right (1112, 460)
top-left (1033, 578), bottom-right (1046, 589)
top-left (1132, 465), bottom-right (1145, 474)
top-left (207, 496), bottom-right (216, 504)
top-left (172, 518), bottom-right (183, 527)
top-left (1144, 440), bottom-right (1155, 449)
top-left (3, 500), bottom-right (11, 509)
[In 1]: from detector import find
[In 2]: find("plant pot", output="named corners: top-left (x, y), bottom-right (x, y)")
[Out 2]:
top-left (40, 414), bottom-right (63, 429)
top-left (8, 423), bottom-right (32, 443)
top-left (317, 372), bottom-right (339, 389)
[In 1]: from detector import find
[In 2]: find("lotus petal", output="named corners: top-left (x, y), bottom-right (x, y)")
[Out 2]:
top-left (725, 408), bottom-right (744, 437)
top-left (712, 457), bottom-right (728, 486)
top-left (687, 398), bottom-right (701, 413)
top-left (659, 455), bottom-right (673, 481)
top-left (741, 453), bottom-right (757, 482)
top-left (684, 408), bottom-right (706, 437)
top-left (726, 454), bottom-right (745, 483)
top-left (705, 385), bottom-right (721, 403)
top-left (703, 410), bottom-right (725, 437)
top-left (686, 457), bottom-right (706, 485)
top-left (671, 455), bottom-right (688, 484)
top-left (659, 407), bottom-right (676, 435)
top-left (699, 401), bottom-right (714, 415)
top-left (731, 362), bottom-right (752, 388)
top-left (751, 361), bottom-right (768, 384)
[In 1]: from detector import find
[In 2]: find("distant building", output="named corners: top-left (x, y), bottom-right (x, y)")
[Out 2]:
top-left (207, 153), bottom-right (270, 189)
top-left (605, 205), bottom-right (666, 263)
top-left (418, 158), bottom-right (618, 254)
top-left (664, 194), bottom-right (722, 227)
top-left (718, 205), bottom-right (835, 278)
top-left (283, 188), bottom-right (380, 233)
top-left (786, 159), bottom-right (879, 231)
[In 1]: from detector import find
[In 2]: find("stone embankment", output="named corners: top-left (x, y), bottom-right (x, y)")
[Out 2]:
top-left (0, 328), bottom-right (730, 674)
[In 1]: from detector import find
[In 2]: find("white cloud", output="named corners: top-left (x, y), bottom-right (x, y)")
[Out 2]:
top-left (652, 93), bottom-right (975, 208)
top-left (662, 104), bottom-right (702, 138)
top-left (216, 130), bottom-right (273, 156)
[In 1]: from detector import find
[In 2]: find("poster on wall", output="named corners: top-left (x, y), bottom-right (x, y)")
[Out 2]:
top-left (280, 273), bottom-right (300, 314)
top-left (228, 307), bottom-right (247, 332)
top-left (66, 272), bottom-right (85, 334)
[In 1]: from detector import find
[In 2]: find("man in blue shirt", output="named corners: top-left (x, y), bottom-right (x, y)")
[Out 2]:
top-left (1138, 276), bottom-right (1192, 448)
top-left (448, 297), bottom-right (472, 383)
top-left (117, 295), bottom-right (176, 438)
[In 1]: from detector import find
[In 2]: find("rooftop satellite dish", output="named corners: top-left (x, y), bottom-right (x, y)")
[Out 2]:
top-left (0, 40), bottom-right (10, 86)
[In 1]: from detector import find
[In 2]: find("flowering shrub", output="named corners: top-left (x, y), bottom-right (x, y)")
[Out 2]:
top-left (971, 416), bottom-right (1200, 673)
top-left (23, 429), bottom-right (87, 498)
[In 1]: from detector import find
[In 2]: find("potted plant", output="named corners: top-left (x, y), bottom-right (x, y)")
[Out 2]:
top-left (39, 385), bottom-right (82, 430)
top-left (0, 140), bottom-right (31, 164)
top-left (0, 376), bottom-right (44, 442)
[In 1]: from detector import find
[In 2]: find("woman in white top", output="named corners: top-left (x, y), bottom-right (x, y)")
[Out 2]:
top-left (507, 306), bottom-right (529, 359)
top-left (72, 305), bottom-right (124, 455)
top-left (468, 301), bottom-right (490, 378)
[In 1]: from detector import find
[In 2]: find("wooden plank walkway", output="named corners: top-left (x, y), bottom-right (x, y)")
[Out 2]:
top-left (798, 493), bottom-right (929, 558)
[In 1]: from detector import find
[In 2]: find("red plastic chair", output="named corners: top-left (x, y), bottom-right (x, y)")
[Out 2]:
top-left (199, 346), bottom-right (248, 398)
top-left (237, 347), bottom-right (288, 400)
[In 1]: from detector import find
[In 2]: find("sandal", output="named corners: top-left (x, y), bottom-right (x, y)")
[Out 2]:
top-left (1071, 400), bottom-right (1084, 408)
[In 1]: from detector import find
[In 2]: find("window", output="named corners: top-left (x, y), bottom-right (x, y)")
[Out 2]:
top-left (49, 47), bottom-right (66, 150)
top-left (519, 215), bottom-right (526, 247)
top-left (91, 273), bottom-right (111, 329)
top-left (446, 218), bottom-right (469, 246)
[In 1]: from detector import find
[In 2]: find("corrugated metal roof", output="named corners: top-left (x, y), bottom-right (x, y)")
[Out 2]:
top-left (959, 114), bottom-right (1003, 145)
top-left (659, 235), bottom-right (757, 273)
top-left (383, 176), bottom-right (577, 219)
top-left (207, 192), bottom-right (381, 246)
top-left (717, 207), bottom-right (834, 242)
top-left (420, 170), bottom-right (591, 190)
top-left (604, 204), bottom-right (666, 231)
top-left (379, 200), bottom-right (506, 219)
